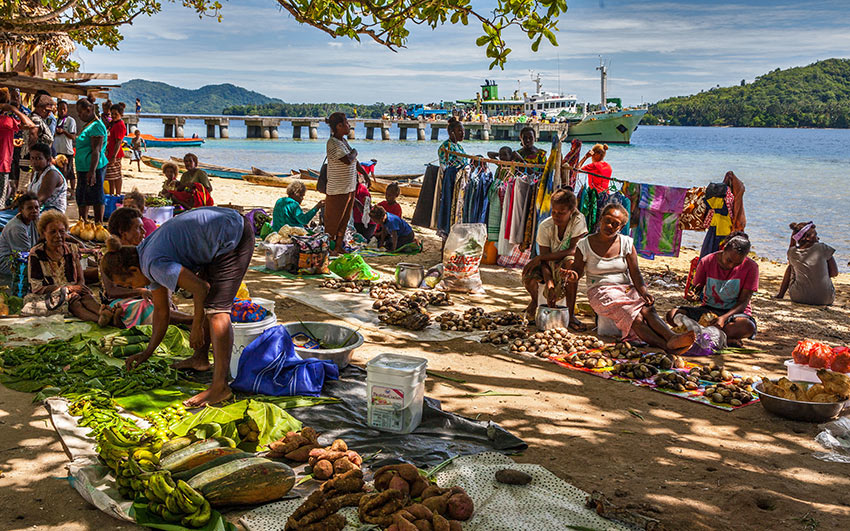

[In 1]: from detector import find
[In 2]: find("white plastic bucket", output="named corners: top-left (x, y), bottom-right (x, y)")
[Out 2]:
top-left (250, 297), bottom-right (275, 315)
top-left (366, 353), bottom-right (427, 434)
top-left (147, 206), bottom-right (174, 226)
top-left (230, 314), bottom-right (277, 379)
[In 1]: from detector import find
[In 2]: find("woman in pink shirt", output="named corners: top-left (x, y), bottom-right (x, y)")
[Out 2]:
top-left (579, 143), bottom-right (613, 193)
top-left (122, 189), bottom-right (158, 236)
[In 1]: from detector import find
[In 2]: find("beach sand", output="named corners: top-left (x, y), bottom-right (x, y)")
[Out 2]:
top-left (1, 159), bottom-right (849, 530)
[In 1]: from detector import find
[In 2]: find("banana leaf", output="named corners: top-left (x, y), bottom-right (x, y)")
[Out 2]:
top-left (168, 401), bottom-right (251, 437)
top-left (129, 499), bottom-right (236, 531)
top-left (246, 400), bottom-right (302, 446)
top-left (252, 395), bottom-right (341, 409)
top-left (114, 383), bottom-right (207, 417)
top-left (168, 399), bottom-right (301, 449)
top-left (0, 373), bottom-right (47, 392)
top-left (130, 325), bottom-right (193, 358)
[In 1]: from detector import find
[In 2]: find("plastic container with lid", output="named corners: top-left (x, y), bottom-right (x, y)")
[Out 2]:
top-left (366, 353), bottom-right (427, 434)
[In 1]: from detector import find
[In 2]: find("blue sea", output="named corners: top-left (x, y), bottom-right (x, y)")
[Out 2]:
top-left (137, 119), bottom-right (850, 271)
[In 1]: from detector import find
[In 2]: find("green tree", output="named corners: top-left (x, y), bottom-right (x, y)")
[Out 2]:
top-left (1, 0), bottom-right (565, 71)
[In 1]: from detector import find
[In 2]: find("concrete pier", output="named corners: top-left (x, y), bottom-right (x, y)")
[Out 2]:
top-left (363, 120), bottom-right (391, 141)
top-left (397, 120), bottom-right (426, 141)
top-left (291, 120), bottom-right (319, 140)
top-left (162, 117), bottom-right (186, 138)
top-left (124, 114), bottom-right (139, 134)
top-left (204, 117), bottom-right (230, 138)
top-left (245, 118), bottom-right (281, 139)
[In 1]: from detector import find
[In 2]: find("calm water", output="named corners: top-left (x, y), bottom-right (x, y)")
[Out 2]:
top-left (137, 120), bottom-right (850, 271)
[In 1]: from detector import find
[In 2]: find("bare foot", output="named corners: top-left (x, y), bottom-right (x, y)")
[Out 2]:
top-left (569, 317), bottom-right (587, 332)
top-left (666, 330), bottom-right (696, 352)
top-left (172, 356), bottom-right (212, 371)
top-left (98, 306), bottom-right (115, 327)
top-left (183, 385), bottom-right (232, 408)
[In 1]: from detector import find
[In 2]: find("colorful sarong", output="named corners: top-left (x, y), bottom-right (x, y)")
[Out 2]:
top-left (631, 184), bottom-right (688, 259)
top-left (587, 284), bottom-right (645, 339)
top-left (109, 298), bottom-right (154, 328)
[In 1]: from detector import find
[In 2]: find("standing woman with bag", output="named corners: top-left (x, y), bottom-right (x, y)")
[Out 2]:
top-left (100, 207), bottom-right (255, 407)
top-left (324, 112), bottom-right (367, 255)
top-left (74, 98), bottom-right (109, 224)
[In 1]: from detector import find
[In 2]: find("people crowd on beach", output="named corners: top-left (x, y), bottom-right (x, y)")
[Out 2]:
top-left (0, 95), bottom-right (845, 406)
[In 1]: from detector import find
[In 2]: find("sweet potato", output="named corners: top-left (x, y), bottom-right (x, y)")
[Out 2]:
top-left (495, 468), bottom-right (532, 485)
top-left (421, 485), bottom-right (448, 499)
top-left (422, 491), bottom-right (450, 515)
top-left (393, 511), bottom-right (418, 531)
top-left (333, 456), bottom-right (358, 475)
top-left (447, 492), bottom-right (474, 521)
top-left (345, 450), bottom-right (363, 466)
top-left (405, 504), bottom-right (433, 521)
top-left (414, 519), bottom-right (434, 531)
top-left (285, 444), bottom-right (320, 462)
top-left (389, 474), bottom-right (411, 497)
top-left (448, 521), bottom-right (462, 531)
top-left (300, 427), bottom-right (319, 444)
top-left (410, 477), bottom-right (429, 498)
top-left (432, 515), bottom-right (450, 531)
top-left (313, 459), bottom-right (334, 480)
top-left (329, 439), bottom-right (347, 452)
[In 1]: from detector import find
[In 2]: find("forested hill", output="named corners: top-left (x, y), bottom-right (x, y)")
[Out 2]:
top-left (222, 102), bottom-right (387, 119)
top-left (109, 80), bottom-right (281, 114)
top-left (645, 59), bottom-right (850, 128)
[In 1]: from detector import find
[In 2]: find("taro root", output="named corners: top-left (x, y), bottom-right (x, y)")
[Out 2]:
top-left (495, 468), bottom-right (533, 485)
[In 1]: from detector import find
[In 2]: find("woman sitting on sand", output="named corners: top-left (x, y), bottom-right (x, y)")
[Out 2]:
top-left (775, 222), bottom-right (837, 306)
top-left (522, 189), bottom-right (587, 330)
top-left (273, 180), bottom-right (324, 231)
top-left (565, 203), bottom-right (695, 353)
top-left (101, 206), bottom-right (254, 407)
top-left (667, 232), bottom-right (758, 347)
top-left (27, 210), bottom-right (108, 324)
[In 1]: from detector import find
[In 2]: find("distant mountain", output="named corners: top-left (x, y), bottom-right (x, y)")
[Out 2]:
top-left (645, 58), bottom-right (850, 128)
top-left (108, 79), bottom-right (282, 114)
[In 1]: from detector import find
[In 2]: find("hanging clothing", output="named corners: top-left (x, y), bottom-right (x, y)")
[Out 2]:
top-left (510, 177), bottom-right (532, 245)
top-left (724, 171), bottom-right (746, 232)
top-left (487, 176), bottom-right (502, 242)
top-left (700, 188), bottom-right (733, 258)
top-left (578, 186), bottom-right (600, 234)
top-left (631, 184), bottom-right (688, 259)
top-left (413, 164), bottom-right (439, 228)
top-left (620, 182), bottom-right (641, 229)
top-left (678, 186), bottom-right (708, 231)
top-left (497, 179), bottom-right (512, 256)
top-left (561, 139), bottom-right (582, 189)
top-left (521, 181), bottom-right (538, 251)
top-left (534, 136), bottom-right (561, 230)
top-left (430, 166), bottom-right (444, 231)
top-left (435, 165), bottom-right (458, 234)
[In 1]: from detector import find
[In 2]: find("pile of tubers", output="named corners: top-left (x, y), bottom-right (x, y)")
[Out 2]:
top-left (509, 328), bottom-right (605, 359)
top-left (703, 382), bottom-right (754, 406)
top-left (480, 327), bottom-right (529, 345)
top-left (267, 427), bottom-right (320, 461)
top-left (641, 352), bottom-right (687, 371)
top-left (570, 350), bottom-right (615, 369)
top-left (322, 279), bottom-right (372, 293)
top-left (307, 439), bottom-right (363, 480)
top-left (611, 361), bottom-right (658, 380)
top-left (600, 341), bottom-right (644, 360)
top-left (379, 306), bottom-right (431, 331)
top-left (654, 371), bottom-right (701, 391)
top-left (374, 464), bottom-right (430, 498)
top-left (285, 469), bottom-right (366, 531)
top-left (370, 282), bottom-right (399, 299)
top-left (689, 364), bottom-right (734, 382)
top-left (488, 311), bottom-right (526, 326)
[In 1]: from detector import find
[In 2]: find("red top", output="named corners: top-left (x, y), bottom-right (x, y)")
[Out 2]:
top-left (0, 114), bottom-right (18, 173)
top-left (582, 161), bottom-right (612, 193)
top-left (106, 119), bottom-right (127, 161)
top-left (353, 182), bottom-right (373, 226)
top-left (141, 216), bottom-right (158, 237)
top-left (377, 200), bottom-right (402, 218)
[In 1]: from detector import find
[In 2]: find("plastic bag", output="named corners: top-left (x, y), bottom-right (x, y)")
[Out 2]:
top-left (808, 342), bottom-right (834, 369)
top-left (672, 313), bottom-right (727, 355)
top-left (236, 282), bottom-right (250, 299)
top-left (260, 242), bottom-right (299, 271)
top-left (437, 223), bottom-right (486, 294)
top-left (230, 325), bottom-right (339, 396)
top-left (830, 347), bottom-right (850, 373)
top-left (292, 234), bottom-right (330, 275)
top-left (328, 253), bottom-right (380, 281)
top-left (814, 417), bottom-right (850, 463)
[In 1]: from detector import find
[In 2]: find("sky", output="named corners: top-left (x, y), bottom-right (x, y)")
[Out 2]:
top-left (75, 0), bottom-right (850, 106)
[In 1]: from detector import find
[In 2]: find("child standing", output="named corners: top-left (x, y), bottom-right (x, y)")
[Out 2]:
top-left (370, 205), bottom-right (415, 251)
top-left (130, 130), bottom-right (146, 171)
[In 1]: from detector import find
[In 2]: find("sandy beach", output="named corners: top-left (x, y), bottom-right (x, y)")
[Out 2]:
top-left (2, 159), bottom-right (850, 530)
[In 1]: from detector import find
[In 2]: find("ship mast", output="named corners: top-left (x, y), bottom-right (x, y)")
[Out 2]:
top-left (596, 59), bottom-right (608, 109)
top-left (529, 71), bottom-right (542, 94)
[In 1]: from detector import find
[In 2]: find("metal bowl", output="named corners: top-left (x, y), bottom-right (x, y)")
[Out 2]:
top-left (281, 321), bottom-right (364, 369)
top-left (395, 263), bottom-right (425, 288)
top-left (754, 380), bottom-right (849, 423)
top-left (535, 305), bottom-right (570, 331)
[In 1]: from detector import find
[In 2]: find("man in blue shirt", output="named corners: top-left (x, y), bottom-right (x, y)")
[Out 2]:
top-left (370, 205), bottom-right (415, 251)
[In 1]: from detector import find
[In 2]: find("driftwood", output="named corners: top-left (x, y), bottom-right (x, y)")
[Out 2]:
top-left (585, 491), bottom-right (665, 531)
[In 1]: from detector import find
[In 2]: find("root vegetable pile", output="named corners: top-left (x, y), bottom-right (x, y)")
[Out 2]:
top-left (379, 306), bottom-right (431, 331)
top-left (570, 351), bottom-right (615, 369)
top-left (611, 361), bottom-right (658, 380)
top-left (480, 327), bottom-right (528, 345)
top-left (307, 439), bottom-right (362, 480)
top-left (373, 464), bottom-right (430, 498)
top-left (510, 328), bottom-right (604, 358)
top-left (641, 352), bottom-right (686, 371)
top-left (689, 363), bottom-right (734, 382)
top-left (370, 282), bottom-right (400, 299)
top-left (654, 371), bottom-right (700, 391)
top-left (285, 470), bottom-right (366, 531)
top-left (488, 311), bottom-right (526, 326)
top-left (703, 382), bottom-right (754, 406)
top-left (322, 279), bottom-right (372, 293)
top-left (600, 341), bottom-right (644, 359)
top-left (267, 427), bottom-right (320, 461)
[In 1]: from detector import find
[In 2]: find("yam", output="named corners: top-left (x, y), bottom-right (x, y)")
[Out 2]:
top-left (330, 439), bottom-right (348, 452)
top-left (432, 515), bottom-right (450, 531)
top-left (421, 485), bottom-right (448, 499)
top-left (448, 521), bottom-right (463, 531)
top-left (345, 450), bottom-right (363, 466)
top-left (410, 477), bottom-right (429, 498)
top-left (333, 457), bottom-right (358, 475)
top-left (414, 519), bottom-right (434, 531)
top-left (495, 468), bottom-right (532, 485)
top-left (422, 491), bottom-right (450, 515)
top-left (285, 444), bottom-right (320, 462)
top-left (405, 504), bottom-right (433, 521)
top-left (313, 459), bottom-right (334, 480)
top-left (389, 474), bottom-right (411, 497)
top-left (447, 492), bottom-right (474, 521)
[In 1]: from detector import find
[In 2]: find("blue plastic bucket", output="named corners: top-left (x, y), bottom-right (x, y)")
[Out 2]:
top-left (103, 194), bottom-right (125, 220)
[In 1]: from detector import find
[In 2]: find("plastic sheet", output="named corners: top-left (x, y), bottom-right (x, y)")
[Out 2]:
top-left (289, 365), bottom-right (527, 467)
top-left (814, 417), bottom-right (850, 463)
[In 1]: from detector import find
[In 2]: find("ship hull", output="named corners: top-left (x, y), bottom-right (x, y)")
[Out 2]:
top-left (566, 109), bottom-right (647, 144)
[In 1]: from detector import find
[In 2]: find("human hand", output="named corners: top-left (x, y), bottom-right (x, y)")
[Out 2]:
top-left (641, 291), bottom-right (655, 306)
top-left (713, 314), bottom-right (728, 329)
top-left (88, 172), bottom-right (96, 186)
top-left (140, 289), bottom-right (152, 302)
top-left (564, 269), bottom-right (579, 283)
top-left (125, 351), bottom-right (152, 371)
top-left (190, 324), bottom-right (205, 350)
top-left (317, 200), bottom-right (325, 209)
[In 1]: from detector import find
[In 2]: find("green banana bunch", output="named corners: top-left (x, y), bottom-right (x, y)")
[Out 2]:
top-left (140, 472), bottom-right (211, 527)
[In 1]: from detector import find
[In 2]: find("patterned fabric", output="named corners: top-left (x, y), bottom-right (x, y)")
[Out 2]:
top-left (438, 140), bottom-right (466, 168)
top-left (109, 298), bottom-right (155, 328)
top-left (578, 186), bottom-right (599, 233)
top-left (496, 244), bottom-right (532, 268)
top-left (678, 186), bottom-right (708, 231)
top-left (631, 184), bottom-right (688, 259)
top-left (231, 299), bottom-right (270, 323)
top-left (28, 241), bottom-right (79, 293)
top-left (534, 136), bottom-right (561, 231)
top-left (561, 139), bottom-right (582, 189)
top-left (700, 192), bottom-right (733, 258)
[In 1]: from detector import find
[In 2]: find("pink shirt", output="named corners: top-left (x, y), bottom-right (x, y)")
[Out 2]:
top-left (0, 114), bottom-right (18, 173)
top-left (141, 216), bottom-right (158, 237)
top-left (694, 251), bottom-right (759, 314)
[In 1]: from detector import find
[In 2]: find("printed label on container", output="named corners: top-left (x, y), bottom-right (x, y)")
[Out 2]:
top-left (369, 385), bottom-right (405, 431)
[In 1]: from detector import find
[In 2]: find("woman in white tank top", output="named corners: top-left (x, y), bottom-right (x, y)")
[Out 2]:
top-left (566, 203), bottom-right (695, 353)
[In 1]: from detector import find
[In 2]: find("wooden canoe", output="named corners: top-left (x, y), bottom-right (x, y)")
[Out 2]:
top-left (167, 156), bottom-right (251, 180)
top-left (242, 174), bottom-right (317, 190)
top-left (370, 177), bottom-right (421, 198)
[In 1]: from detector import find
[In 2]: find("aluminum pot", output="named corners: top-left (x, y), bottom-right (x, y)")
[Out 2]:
top-left (395, 263), bottom-right (425, 288)
top-left (535, 305), bottom-right (570, 331)
top-left (754, 380), bottom-right (850, 423)
top-left (281, 321), bottom-right (364, 369)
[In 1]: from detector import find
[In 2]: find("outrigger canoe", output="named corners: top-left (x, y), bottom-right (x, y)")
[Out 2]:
top-left (242, 174), bottom-right (317, 190)
top-left (124, 134), bottom-right (204, 148)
